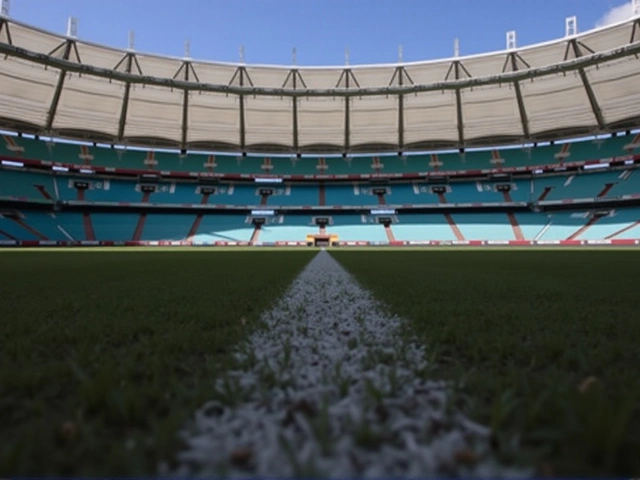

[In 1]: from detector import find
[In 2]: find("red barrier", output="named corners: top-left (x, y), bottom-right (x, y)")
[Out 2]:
top-left (611, 239), bottom-right (638, 245)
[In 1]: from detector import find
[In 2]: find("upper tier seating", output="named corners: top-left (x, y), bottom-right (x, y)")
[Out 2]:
top-left (0, 169), bottom-right (56, 201)
top-left (2, 166), bottom-right (639, 206)
top-left (3, 132), bottom-right (640, 175)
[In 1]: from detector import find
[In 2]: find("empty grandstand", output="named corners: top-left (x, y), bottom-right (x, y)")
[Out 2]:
top-left (0, 11), bottom-right (640, 247)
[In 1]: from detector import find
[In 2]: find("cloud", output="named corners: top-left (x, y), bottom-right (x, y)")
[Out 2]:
top-left (595, 1), bottom-right (635, 28)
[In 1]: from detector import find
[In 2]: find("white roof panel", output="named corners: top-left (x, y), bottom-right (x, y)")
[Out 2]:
top-left (0, 56), bottom-right (57, 128)
top-left (187, 92), bottom-right (239, 146)
top-left (403, 92), bottom-right (458, 144)
top-left (461, 84), bottom-right (522, 140)
top-left (124, 85), bottom-right (182, 143)
top-left (298, 97), bottom-right (344, 147)
top-left (53, 75), bottom-right (123, 137)
top-left (244, 95), bottom-right (293, 147)
top-left (350, 95), bottom-right (398, 147)
top-left (521, 73), bottom-right (595, 135)
top-left (586, 57), bottom-right (640, 125)
top-left (0, 17), bottom-right (639, 153)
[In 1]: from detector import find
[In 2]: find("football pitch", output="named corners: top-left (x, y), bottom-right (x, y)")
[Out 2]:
top-left (1, 248), bottom-right (639, 475)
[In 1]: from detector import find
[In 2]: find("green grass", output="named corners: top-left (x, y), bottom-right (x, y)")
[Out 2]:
top-left (0, 250), bottom-right (315, 476)
top-left (332, 250), bottom-right (640, 476)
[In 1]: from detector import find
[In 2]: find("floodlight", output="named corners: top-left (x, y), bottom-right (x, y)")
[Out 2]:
top-left (66, 16), bottom-right (78, 38)
top-left (1, 160), bottom-right (23, 167)
top-left (565, 16), bottom-right (577, 37)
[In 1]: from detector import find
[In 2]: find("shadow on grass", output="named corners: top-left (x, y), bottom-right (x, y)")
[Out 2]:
top-left (0, 250), bottom-right (315, 475)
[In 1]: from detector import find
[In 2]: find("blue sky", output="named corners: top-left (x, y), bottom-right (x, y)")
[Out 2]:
top-left (6, 0), bottom-right (635, 65)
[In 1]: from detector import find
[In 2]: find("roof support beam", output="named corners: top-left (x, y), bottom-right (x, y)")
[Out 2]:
top-left (117, 55), bottom-right (134, 142)
top-left (512, 82), bottom-right (530, 139)
top-left (283, 67), bottom-right (306, 154)
top-left (181, 64), bottom-right (190, 150)
top-left (3, 41), bottom-right (640, 98)
top-left (344, 71), bottom-right (351, 153)
top-left (397, 69), bottom-right (404, 152)
top-left (229, 65), bottom-right (252, 152)
top-left (631, 18), bottom-right (640, 43)
top-left (569, 40), bottom-right (606, 130)
top-left (0, 17), bottom-right (13, 45)
top-left (292, 71), bottom-right (299, 154)
top-left (45, 41), bottom-right (73, 132)
top-left (335, 67), bottom-right (360, 154)
top-left (389, 65), bottom-right (412, 152)
top-left (238, 69), bottom-right (246, 152)
top-left (454, 89), bottom-right (464, 147)
top-left (453, 62), bottom-right (465, 147)
top-left (509, 53), bottom-right (530, 139)
top-left (578, 69), bottom-right (605, 130)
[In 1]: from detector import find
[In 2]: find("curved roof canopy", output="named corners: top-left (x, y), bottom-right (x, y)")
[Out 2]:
top-left (1, 16), bottom-right (640, 154)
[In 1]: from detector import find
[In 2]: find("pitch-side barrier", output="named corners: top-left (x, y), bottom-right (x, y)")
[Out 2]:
top-left (0, 239), bottom-right (638, 248)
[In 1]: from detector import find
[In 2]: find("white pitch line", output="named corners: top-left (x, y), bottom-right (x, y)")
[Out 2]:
top-left (163, 251), bottom-right (530, 477)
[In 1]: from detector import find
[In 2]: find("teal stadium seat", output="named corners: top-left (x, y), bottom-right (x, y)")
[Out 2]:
top-left (392, 214), bottom-right (458, 242)
top-left (190, 214), bottom-right (253, 243)
top-left (0, 168), bottom-right (55, 201)
top-left (451, 213), bottom-right (516, 241)
top-left (258, 215), bottom-right (317, 243)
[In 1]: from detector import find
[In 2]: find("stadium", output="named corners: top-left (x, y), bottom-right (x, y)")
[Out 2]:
top-left (1, 0), bottom-right (640, 477)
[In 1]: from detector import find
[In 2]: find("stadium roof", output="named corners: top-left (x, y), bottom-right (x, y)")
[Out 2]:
top-left (1, 15), bottom-right (640, 155)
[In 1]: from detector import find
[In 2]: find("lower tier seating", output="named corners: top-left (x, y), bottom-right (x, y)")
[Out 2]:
top-left (1, 208), bottom-right (639, 244)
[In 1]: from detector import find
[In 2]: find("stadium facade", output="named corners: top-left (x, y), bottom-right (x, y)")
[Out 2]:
top-left (1, 10), bottom-right (640, 247)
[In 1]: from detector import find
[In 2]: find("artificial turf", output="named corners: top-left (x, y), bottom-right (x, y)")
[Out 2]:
top-left (0, 250), bottom-right (315, 475)
top-left (332, 249), bottom-right (640, 476)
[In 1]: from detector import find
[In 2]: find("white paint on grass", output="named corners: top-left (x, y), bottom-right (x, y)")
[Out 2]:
top-left (164, 251), bottom-right (528, 477)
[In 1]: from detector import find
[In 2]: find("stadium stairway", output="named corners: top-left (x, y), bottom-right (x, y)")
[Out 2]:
top-left (606, 220), bottom-right (640, 240)
top-left (186, 192), bottom-right (211, 241)
top-left (507, 213), bottom-right (525, 240)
